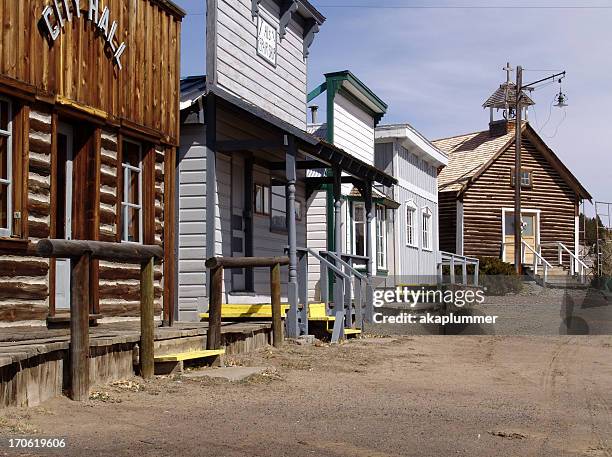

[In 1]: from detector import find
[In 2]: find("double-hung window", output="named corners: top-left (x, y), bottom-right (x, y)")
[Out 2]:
top-left (376, 205), bottom-right (387, 270)
top-left (406, 201), bottom-right (417, 247)
top-left (0, 98), bottom-right (12, 237)
top-left (352, 202), bottom-right (366, 257)
top-left (121, 140), bottom-right (143, 243)
top-left (254, 184), bottom-right (270, 215)
top-left (422, 207), bottom-right (433, 251)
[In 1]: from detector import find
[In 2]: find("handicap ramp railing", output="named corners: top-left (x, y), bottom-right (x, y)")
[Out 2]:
top-left (439, 251), bottom-right (480, 287)
top-left (298, 248), bottom-right (373, 343)
top-left (322, 251), bottom-right (372, 335)
top-left (556, 242), bottom-right (589, 283)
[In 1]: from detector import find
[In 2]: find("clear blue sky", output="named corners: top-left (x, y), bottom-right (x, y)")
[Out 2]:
top-left (175, 0), bottom-right (612, 210)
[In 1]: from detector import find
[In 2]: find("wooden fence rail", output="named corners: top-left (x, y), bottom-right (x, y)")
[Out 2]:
top-left (205, 256), bottom-right (290, 350)
top-left (35, 239), bottom-right (163, 401)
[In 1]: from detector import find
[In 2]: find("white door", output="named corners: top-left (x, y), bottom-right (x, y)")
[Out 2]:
top-left (54, 124), bottom-right (74, 310)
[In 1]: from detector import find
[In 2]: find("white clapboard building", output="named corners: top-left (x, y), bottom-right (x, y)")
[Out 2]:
top-left (176, 2), bottom-right (395, 339)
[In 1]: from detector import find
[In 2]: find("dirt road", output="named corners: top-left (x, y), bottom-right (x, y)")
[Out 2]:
top-left (1, 336), bottom-right (611, 457)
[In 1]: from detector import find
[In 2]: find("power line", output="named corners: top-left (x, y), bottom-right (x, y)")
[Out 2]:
top-left (313, 4), bottom-right (612, 9)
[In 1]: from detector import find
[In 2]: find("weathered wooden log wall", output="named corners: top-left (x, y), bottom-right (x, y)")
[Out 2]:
top-left (0, 0), bottom-right (183, 322)
top-left (462, 134), bottom-right (578, 266)
top-left (438, 191), bottom-right (458, 254)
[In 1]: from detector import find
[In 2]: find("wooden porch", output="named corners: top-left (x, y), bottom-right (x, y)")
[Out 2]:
top-left (0, 320), bottom-right (272, 408)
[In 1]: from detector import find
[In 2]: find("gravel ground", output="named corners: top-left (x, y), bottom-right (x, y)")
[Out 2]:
top-left (0, 335), bottom-right (611, 457)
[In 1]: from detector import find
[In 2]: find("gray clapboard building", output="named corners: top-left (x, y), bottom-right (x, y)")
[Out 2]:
top-left (176, 0), bottom-right (395, 338)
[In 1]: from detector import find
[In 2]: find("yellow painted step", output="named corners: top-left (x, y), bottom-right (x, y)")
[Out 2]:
top-left (308, 303), bottom-right (335, 321)
top-left (326, 328), bottom-right (362, 336)
top-left (199, 303), bottom-right (291, 320)
top-left (199, 303), bottom-right (329, 321)
top-left (154, 349), bottom-right (225, 363)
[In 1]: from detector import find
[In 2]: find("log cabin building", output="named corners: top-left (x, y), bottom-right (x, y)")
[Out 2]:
top-left (433, 81), bottom-right (591, 273)
top-left (0, 0), bottom-right (184, 324)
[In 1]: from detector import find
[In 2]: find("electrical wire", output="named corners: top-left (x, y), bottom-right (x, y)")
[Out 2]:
top-left (538, 95), bottom-right (557, 134)
top-left (543, 109), bottom-right (567, 139)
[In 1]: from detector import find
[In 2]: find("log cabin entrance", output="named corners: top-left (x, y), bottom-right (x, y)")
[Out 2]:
top-left (54, 123), bottom-right (75, 310)
top-left (503, 209), bottom-right (540, 265)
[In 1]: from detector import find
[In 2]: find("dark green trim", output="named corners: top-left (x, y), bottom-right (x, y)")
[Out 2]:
top-left (307, 82), bottom-right (327, 103)
top-left (324, 70), bottom-right (388, 117)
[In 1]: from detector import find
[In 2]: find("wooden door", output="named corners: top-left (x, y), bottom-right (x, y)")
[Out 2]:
top-left (54, 124), bottom-right (74, 310)
top-left (504, 212), bottom-right (537, 264)
top-left (231, 157), bottom-right (246, 291)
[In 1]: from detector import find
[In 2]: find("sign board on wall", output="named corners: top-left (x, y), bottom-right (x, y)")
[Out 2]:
top-left (207, 0), bottom-right (323, 131)
top-left (40, 0), bottom-right (127, 70)
top-left (257, 16), bottom-right (277, 66)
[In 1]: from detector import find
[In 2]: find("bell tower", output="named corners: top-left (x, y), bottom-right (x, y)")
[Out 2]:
top-left (483, 63), bottom-right (535, 136)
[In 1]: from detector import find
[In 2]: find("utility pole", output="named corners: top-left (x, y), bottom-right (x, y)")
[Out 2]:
top-left (511, 65), bottom-right (566, 274)
top-left (514, 65), bottom-right (523, 274)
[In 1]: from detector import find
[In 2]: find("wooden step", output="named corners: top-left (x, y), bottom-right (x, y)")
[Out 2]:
top-left (326, 328), bottom-right (362, 336)
top-left (154, 349), bottom-right (226, 375)
top-left (47, 314), bottom-right (102, 329)
top-left (154, 349), bottom-right (225, 363)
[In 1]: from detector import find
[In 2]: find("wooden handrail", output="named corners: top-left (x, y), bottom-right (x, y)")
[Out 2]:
top-left (33, 239), bottom-right (160, 401)
top-left (205, 256), bottom-right (289, 269)
top-left (36, 239), bottom-right (163, 262)
top-left (206, 256), bottom-right (288, 351)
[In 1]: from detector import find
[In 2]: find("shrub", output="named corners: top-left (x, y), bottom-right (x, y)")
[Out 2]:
top-left (477, 256), bottom-right (523, 295)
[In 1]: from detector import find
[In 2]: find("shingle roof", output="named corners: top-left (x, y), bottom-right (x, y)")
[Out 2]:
top-left (432, 129), bottom-right (515, 192)
top-left (483, 82), bottom-right (535, 108)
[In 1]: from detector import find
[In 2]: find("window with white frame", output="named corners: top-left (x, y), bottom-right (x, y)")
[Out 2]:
top-left (376, 205), bottom-right (387, 270)
top-left (121, 140), bottom-right (143, 243)
top-left (270, 181), bottom-right (287, 233)
top-left (406, 201), bottom-right (417, 247)
top-left (0, 98), bottom-right (12, 237)
top-left (422, 207), bottom-right (433, 251)
top-left (352, 202), bottom-right (366, 257)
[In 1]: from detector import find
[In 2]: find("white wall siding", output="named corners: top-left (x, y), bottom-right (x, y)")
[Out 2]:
top-left (177, 126), bottom-right (208, 321)
top-left (395, 187), bottom-right (440, 281)
top-left (333, 93), bottom-right (375, 165)
top-left (306, 189), bottom-right (327, 301)
top-left (395, 143), bottom-right (439, 196)
top-left (214, 0), bottom-right (308, 130)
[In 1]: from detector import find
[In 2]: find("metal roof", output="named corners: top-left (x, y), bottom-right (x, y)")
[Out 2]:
top-left (179, 77), bottom-right (396, 188)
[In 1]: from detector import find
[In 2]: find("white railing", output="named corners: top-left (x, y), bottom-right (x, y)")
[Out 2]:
top-left (557, 242), bottom-right (589, 283)
top-left (522, 241), bottom-right (552, 284)
top-left (439, 251), bottom-right (479, 287)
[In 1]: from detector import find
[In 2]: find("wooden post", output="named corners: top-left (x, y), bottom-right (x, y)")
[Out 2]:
top-left (70, 253), bottom-right (90, 401)
top-left (206, 266), bottom-right (223, 351)
top-left (270, 262), bottom-right (283, 347)
top-left (140, 257), bottom-right (155, 379)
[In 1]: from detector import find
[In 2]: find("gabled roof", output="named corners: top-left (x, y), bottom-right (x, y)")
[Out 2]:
top-left (433, 123), bottom-right (591, 200)
top-left (483, 82), bottom-right (535, 109)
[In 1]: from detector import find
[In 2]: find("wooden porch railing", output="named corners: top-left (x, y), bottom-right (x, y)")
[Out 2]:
top-left (35, 239), bottom-right (163, 401)
top-left (204, 256), bottom-right (290, 350)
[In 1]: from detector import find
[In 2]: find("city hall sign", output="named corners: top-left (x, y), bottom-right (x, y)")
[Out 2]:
top-left (41, 0), bottom-right (127, 70)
